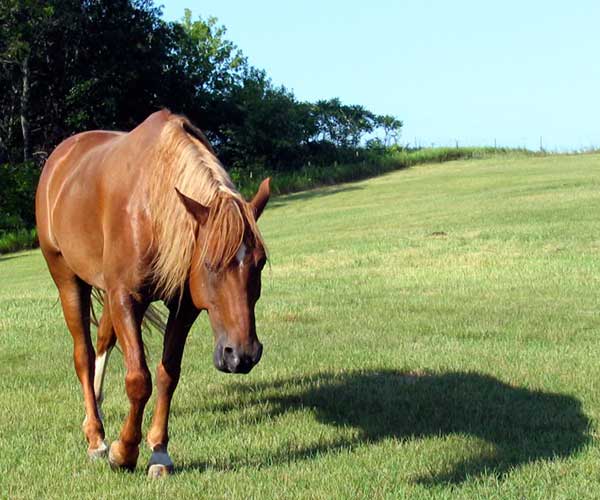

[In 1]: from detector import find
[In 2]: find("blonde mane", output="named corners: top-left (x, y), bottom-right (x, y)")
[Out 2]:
top-left (147, 113), bottom-right (265, 300)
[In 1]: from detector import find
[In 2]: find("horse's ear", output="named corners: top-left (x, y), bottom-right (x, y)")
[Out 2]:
top-left (250, 177), bottom-right (271, 220)
top-left (175, 188), bottom-right (209, 225)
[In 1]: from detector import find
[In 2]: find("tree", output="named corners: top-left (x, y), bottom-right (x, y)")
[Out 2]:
top-left (0, 0), bottom-right (185, 162)
top-left (62, 0), bottom-right (177, 131)
top-left (376, 114), bottom-right (403, 147)
top-left (175, 10), bottom-right (246, 97)
top-left (168, 9), bottom-right (250, 145)
top-left (311, 99), bottom-right (377, 147)
top-left (217, 68), bottom-right (319, 169)
top-left (0, 1), bottom-right (55, 161)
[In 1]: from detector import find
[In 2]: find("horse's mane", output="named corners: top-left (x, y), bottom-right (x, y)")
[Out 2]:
top-left (147, 112), bottom-right (264, 300)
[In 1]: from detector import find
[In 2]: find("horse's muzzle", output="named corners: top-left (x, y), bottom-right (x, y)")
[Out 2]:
top-left (213, 339), bottom-right (263, 374)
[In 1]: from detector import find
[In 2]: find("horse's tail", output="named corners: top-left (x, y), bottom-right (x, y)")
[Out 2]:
top-left (90, 288), bottom-right (167, 344)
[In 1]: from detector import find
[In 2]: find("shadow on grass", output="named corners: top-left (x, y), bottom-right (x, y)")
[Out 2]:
top-left (0, 252), bottom-right (31, 262)
top-left (181, 370), bottom-right (590, 484)
top-left (268, 185), bottom-right (364, 210)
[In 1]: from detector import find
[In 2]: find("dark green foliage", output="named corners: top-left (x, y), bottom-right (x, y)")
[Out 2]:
top-left (0, 161), bottom-right (39, 231)
top-left (0, 0), bottom-right (189, 160)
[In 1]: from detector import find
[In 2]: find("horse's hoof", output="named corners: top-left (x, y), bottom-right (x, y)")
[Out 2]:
top-left (87, 440), bottom-right (109, 460)
top-left (147, 463), bottom-right (173, 478)
top-left (108, 440), bottom-right (138, 472)
top-left (147, 449), bottom-right (174, 479)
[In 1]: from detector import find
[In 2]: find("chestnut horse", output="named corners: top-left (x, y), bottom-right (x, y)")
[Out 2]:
top-left (35, 110), bottom-right (270, 476)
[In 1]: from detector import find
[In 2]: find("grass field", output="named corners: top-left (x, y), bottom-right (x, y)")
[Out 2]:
top-left (1, 153), bottom-right (600, 499)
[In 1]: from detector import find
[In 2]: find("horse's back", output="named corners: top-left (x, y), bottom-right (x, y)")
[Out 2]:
top-left (36, 130), bottom-right (127, 287)
top-left (38, 111), bottom-right (171, 227)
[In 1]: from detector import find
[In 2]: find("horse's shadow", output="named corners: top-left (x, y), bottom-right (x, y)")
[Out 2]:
top-left (182, 370), bottom-right (590, 484)
top-left (267, 185), bottom-right (364, 210)
top-left (0, 252), bottom-right (30, 262)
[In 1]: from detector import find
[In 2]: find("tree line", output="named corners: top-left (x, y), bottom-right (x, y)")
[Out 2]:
top-left (0, 0), bottom-right (402, 171)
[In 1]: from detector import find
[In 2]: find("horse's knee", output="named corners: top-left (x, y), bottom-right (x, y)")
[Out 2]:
top-left (156, 362), bottom-right (180, 395)
top-left (125, 369), bottom-right (152, 403)
top-left (72, 340), bottom-right (94, 375)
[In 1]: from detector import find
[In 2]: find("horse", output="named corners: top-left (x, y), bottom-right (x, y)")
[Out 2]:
top-left (35, 109), bottom-right (271, 477)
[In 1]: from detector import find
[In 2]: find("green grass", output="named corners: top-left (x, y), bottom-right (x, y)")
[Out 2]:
top-left (1, 153), bottom-right (600, 498)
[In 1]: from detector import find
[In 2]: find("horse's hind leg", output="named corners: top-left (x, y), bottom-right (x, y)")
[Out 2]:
top-left (93, 297), bottom-right (117, 421)
top-left (49, 258), bottom-right (107, 458)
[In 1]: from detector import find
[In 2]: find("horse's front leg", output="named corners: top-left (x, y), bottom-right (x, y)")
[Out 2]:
top-left (146, 292), bottom-right (199, 478)
top-left (106, 288), bottom-right (151, 471)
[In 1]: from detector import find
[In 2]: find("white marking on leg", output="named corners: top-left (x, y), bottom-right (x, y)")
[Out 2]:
top-left (88, 440), bottom-right (108, 460)
top-left (236, 243), bottom-right (247, 266)
top-left (93, 348), bottom-right (112, 421)
top-left (94, 351), bottom-right (108, 398)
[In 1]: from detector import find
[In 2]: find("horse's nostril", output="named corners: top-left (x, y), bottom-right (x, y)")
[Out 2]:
top-left (223, 346), bottom-right (240, 369)
top-left (217, 343), bottom-right (259, 373)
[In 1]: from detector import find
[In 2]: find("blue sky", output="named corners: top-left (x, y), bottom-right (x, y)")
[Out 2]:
top-left (161, 1), bottom-right (600, 150)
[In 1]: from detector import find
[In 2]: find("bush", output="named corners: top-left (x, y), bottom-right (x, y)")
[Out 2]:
top-left (0, 229), bottom-right (38, 254)
top-left (0, 162), bottom-right (40, 232)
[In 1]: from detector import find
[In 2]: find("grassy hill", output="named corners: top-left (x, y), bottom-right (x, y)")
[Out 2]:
top-left (1, 153), bottom-right (600, 498)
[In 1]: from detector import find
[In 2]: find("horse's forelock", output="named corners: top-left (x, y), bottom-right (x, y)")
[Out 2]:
top-left (200, 194), bottom-right (266, 271)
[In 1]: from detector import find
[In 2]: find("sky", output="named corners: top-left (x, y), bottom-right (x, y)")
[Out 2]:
top-left (161, 1), bottom-right (600, 151)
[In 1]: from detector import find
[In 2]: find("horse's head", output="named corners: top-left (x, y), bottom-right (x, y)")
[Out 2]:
top-left (176, 178), bottom-right (270, 374)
